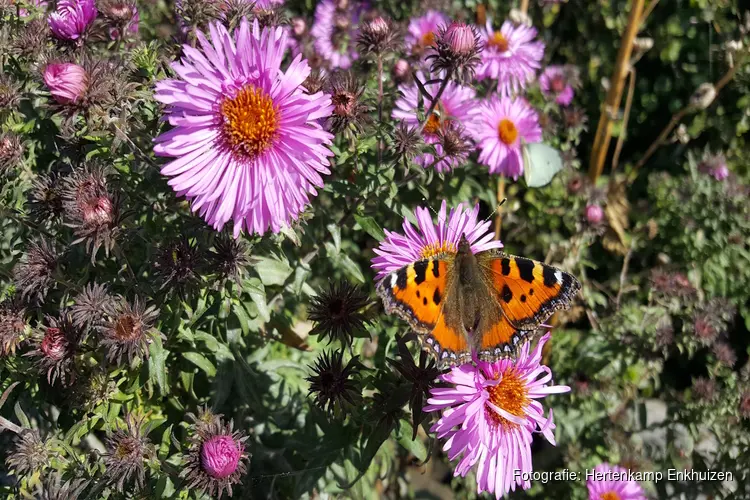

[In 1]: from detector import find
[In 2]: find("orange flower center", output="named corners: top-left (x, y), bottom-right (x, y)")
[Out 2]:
top-left (601, 493), bottom-right (621, 500)
top-left (424, 113), bottom-right (443, 134)
top-left (488, 32), bottom-right (509, 52)
top-left (421, 31), bottom-right (436, 47)
top-left (115, 314), bottom-right (140, 341)
top-left (419, 241), bottom-right (456, 259)
top-left (221, 85), bottom-right (279, 160)
top-left (486, 368), bottom-right (529, 429)
top-left (497, 119), bottom-right (518, 145)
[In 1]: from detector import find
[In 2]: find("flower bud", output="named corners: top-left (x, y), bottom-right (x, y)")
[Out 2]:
top-left (200, 435), bottom-right (242, 478)
top-left (48, 0), bottom-right (97, 41)
top-left (443, 22), bottom-right (477, 56)
top-left (41, 327), bottom-right (68, 360)
top-left (585, 204), bottom-right (604, 224)
top-left (291, 17), bottom-right (306, 36)
top-left (393, 59), bottom-right (410, 82)
top-left (43, 63), bottom-right (88, 105)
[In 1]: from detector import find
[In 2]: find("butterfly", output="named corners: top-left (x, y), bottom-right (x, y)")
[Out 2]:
top-left (376, 234), bottom-right (581, 368)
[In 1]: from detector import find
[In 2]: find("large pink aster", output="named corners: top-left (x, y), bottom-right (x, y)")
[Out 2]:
top-left (469, 95), bottom-right (542, 179)
top-left (310, 0), bottom-right (363, 69)
top-left (587, 463), bottom-right (648, 500)
top-left (153, 20), bottom-right (334, 237)
top-left (477, 19), bottom-right (544, 96)
top-left (405, 10), bottom-right (449, 61)
top-left (392, 74), bottom-right (476, 172)
top-left (48, 0), bottom-right (97, 41)
top-left (371, 200), bottom-right (502, 279)
top-left (424, 334), bottom-right (570, 499)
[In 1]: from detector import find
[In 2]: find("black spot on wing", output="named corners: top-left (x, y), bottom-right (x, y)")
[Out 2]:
top-left (414, 260), bottom-right (428, 285)
top-left (433, 288), bottom-right (441, 305)
top-left (416, 290), bottom-right (420, 298)
top-left (529, 288), bottom-right (534, 296)
top-left (515, 258), bottom-right (535, 283)
top-left (501, 284), bottom-right (513, 303)
top-left (542, 265), bottom-right (557, 287)
top-left (423, 297), bottom-right (427, 305)
top-left (520, 294), bottom-right (527, 302)
top-left (432, 259), bottom-right (440, 278)
top-left (501, 258), bottom-right (511, 276)
top-left (396, 268), bottom-right (407, 289)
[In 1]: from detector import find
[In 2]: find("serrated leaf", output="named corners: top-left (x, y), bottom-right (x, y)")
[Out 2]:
top-left (183, 352), bottom-right (217, 377)
top-left (353, 215), bottom-right (386, 241)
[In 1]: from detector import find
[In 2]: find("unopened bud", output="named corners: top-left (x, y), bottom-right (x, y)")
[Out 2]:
top-left (292, 17), bottom-right (306, 37)
top-left (689, 83), bottom-right (716, 110)
top-left (443, 22), bottom-right (476, 56)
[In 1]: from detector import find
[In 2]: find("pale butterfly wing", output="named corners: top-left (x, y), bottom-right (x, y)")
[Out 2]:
top-left (523, 143), bottom-right (564, 188)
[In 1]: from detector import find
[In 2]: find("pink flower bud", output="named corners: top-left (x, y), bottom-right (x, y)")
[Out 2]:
top-left (443, 22), bottom-right (476, 56)
top-left (200, 435), bottom-right (241, 479)
top-left (585, 204), bottom-right (604, 224)
top-left (367, 16), bottom-right (389, 37)
top-left (393, 59), bottom-right (409, 81)
top-left (43, 63), bottom-right (88, 105)
top-left (712, 164), bottom-right (729, 181)
top-left (292, 17), bottom-right (306, 37)
top-left (48, 0), bottom-right (97, 41)
top-left (41, 328), bottom-right (67, 360)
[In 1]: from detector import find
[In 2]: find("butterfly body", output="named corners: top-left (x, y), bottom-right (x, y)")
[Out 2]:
top-left (376, 235), bottom-right (581, 368)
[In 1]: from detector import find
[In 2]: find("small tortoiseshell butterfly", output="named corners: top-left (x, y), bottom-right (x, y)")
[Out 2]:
top-left (376, 234), bottom-right (581, 367)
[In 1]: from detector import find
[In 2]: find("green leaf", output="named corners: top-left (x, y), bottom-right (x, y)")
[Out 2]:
top-left (327, 224), bottom-right (342, 253)
top-left (353, 215), bottom-right (386, 241)
top-left (339, 254), bottom-right (366, 283)
top-left (148, 335), bottom-right (169, 397)
top-left (396, 420), bottom-right (427, 462)
top-left (183, 352), bottom-right (217, 377)
top-left (245, 278), bottom-right (270, 322)
top-left (255, 256), bottom-right (293, 286)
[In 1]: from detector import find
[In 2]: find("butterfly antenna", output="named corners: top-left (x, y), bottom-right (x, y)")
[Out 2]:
top-left (482, 197), bottom-right (507, 224)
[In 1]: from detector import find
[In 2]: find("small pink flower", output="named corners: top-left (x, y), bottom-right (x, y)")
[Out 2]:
top-left (468, 95), bottom-right (542, 179)
top-left (585, 204), bottom-right (604, 224)
top-left (200, 435), bottom-right (241, 479)
top-left (43, 63), bottom-right (88, 104)
top-left (443, 21), bottom-right (476, 55)
top-left (291, 17), bottom-right (306, 36)
top-left (539, 65), bottom-right (575, 106)
top-left (587, 463), bottom-right (647, 500)
top-left (48, 0), bottom-right (97, 41)
top-left (393, 59), bottom-right (410, 81)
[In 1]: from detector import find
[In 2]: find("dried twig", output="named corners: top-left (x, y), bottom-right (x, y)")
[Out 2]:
top-left (611, 68), bottom-right (637, 177)
top-left (615, 245), bottom-right (633, 310)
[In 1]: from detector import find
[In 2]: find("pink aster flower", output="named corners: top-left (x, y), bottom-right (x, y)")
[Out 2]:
top-left (311, 0), bottom-right (364, 69)
top-left (540, 65), bottom-right (575, 106)
top-left (201, 435), bottom-right (241, 478)
top-left (405, 10), bottom-right (449, 60)
top-left (587, 463), bottom-right (648, 500)
top-left (392, 74), bottom-right (477, 172)
top-left (469, 95), bottom-right (542, 179)
top-left (371, 200), bottom-right (503, 279)
top-left (698, 151), bottom-right (730, 181)
top-left (48, 0), bottom-right (97, 41)
top-left (477, 19), bottom-right (544, 96)
top-left (424, 333), bottom-right (570, 499)
top-left (153, 20), bottom-right (334, 237)
top-left (43, 62), bottom-right (88, 104)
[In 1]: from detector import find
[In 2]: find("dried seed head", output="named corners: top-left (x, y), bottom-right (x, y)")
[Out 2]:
top-left (6, 431), bottom-right (53, 477)
top-left (210, 234), bottom-right (251, 287)
top-left (308, 281), bottom-right (370, 346)
top-left (154, 237), bottom-right (204, 295)
top-left (13, 238), bottom-right (60, 304)
top-left (357, 15), bottom-right (397, 56)
top-left (70, 282), bottom-right (113, 330)
top-left (306, 350), bottom-right (363, 416)
top-left (326, 72), bottom-right (370, 134)
top-left (692, 377), bottom-right (718, 402)
top-left (0, 299), bottom-right (25, 357)
top-left (0, 74), bottom-right (22, 111)
top-left (28, 173), bottom-right (64, 222)
top-left (98, 296), bottom-right (160, 366)
top-left (713, 342), bottom-right (737, 368)
top-left (302, 69), bottom-right (327, 95)
top-left (0, 133), bottom-right (23, 174)
top-left (103, 414), bottom-right (154, 492)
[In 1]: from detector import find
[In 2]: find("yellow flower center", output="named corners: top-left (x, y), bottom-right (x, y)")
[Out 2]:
top-left (488, 32), bottom-right (509, 52)
top-left (486, 368), bottom-right (529, 429)
top-left (497, 119), bottom-right (518, 145)
top-left (419, 241), bottom-right (456, 259)
top-left (601, 493), bottom-right (621, 500)
top-left (220, 85), bottom-right (279, 160)
top-left (421, 31), bottom-right (435, 47)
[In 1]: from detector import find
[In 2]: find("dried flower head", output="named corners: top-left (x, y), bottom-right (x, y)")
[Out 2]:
top-left (25, 313), bottom-right (79, 386)
top-left (650, 269), bottom-right (696, 299)
top-left (392, 122), bottom-right (423, 164)
top-left (69, 368), bottom-right (117, 412)
top-left (36, 474), bottom-right (89, 500)
top-left (13, 238), bottom-right (60, 304)
top-left (436, 124), bottom-right (473, 164)
top-left (182, 408), bottom-right (249, 499)
top-left (210, 234), bottom-right (252, 287)
top-left (357, 15), bottom-right (397, 55)
top-left (70, 282), bottom-right (113, 330)
top-left (387, 334), bottom-right (443, 438)
top-left (175, 0), bottom-right (222, 42)
top-left (692, 377), bottom-right (718, 402)
top-left (0, 133), bottom-right (23, 175)
top-left (154, 237), bottom-right (204, 294)
top-left (61, 165), bottom-right (122, 262)
top-left (326, 71), bottom-right (370, 134)
top-left (713, 342), bottom-right (737, 368)
top-left (12, 19), bottom-right (50, 60)
top-left (302, 68), bottom-right (327, 95)
top-left (308, 281), bottom-right (370, 346)
top-left (427, 22), bottom-right (481, 83)
top-left (249, 6), bottom-right (287, 30)
top-left (98, 0), bottom-right (139, 39)
top-left (306, 349), bottom-right (363, 415)
top-left (28, 173), bottom-right (64, 222)
top-left (0, 299), bottom-right (26, 357)
top-left (6, 430), bottom-right (53, 477)
top-left (103, 414), bottom-right (154, 492)
top-left (98, 296), bottom-right (160, 365)
top-left (0, 74), bottom-right (22, 112)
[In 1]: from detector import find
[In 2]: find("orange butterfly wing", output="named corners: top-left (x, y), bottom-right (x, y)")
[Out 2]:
top-left (376, 257), bottom-right (470, 366)
top-left (481, 253), bottom-right (581, 329)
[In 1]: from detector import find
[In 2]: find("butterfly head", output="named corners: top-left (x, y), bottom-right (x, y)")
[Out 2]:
top-left (457, 233), bottom-right (472, 255)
